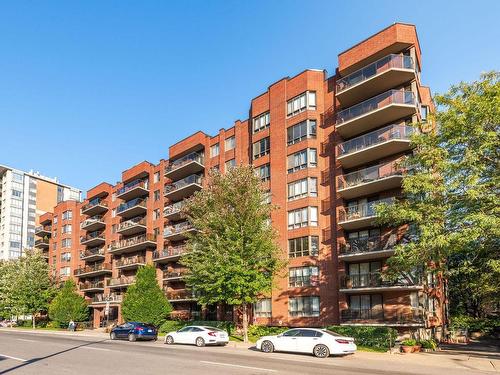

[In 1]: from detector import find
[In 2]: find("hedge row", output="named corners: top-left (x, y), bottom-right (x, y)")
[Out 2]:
top-left (326, 325), bottom-right (397, 351)
top-left (159, 320), bottom-right (235, 334)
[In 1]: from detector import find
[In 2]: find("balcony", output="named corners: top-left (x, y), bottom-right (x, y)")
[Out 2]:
top-left (80, 231), bottom-right (105, 247)
top-left (165, 151), bottom-right (205, 181)
top-left (337, 162), bottom-right (403, 199)
top-left (339, 272), bottom-right (422, 293)
top-left (153, 246), bottom-right (187, 263)
top-left (163, 222), bottom-right (197, 241)
top-left (115, 255), bottom-right (146, 270)
top-left (74, 263), bottom-right (112, 277)
top-left (80, 247), bottom-right (106, 261)
top-left (79, 281), bottom-right (105, 292)
top-left (336, 90), bottom-right (417, 139)
top-left (35, 225), bottom-right (52, 237)
top-left (163, 270), bottom-right (185, 281)
top-left (35, 238), bottom-right (50, 249)
top-left (336, 54), bottom-right (416, 107)
top-left (116, 216), bottom-right (147, 236)
top-left (90, 294), bottom-right (123, 305)
top-left (164, 201), bottom-right (185, 221)
top-left (116, 198), bottom-right (148, 219)
top-left (164, 174), bottom-right (203, 201)
top-left (340, 308), bottom-right (424, 327)
top-left (107, 276), bottom-right (136, 289)
top-left (165, 289), bottom-right (196, 302)
top-left (337, 124), bottom-right (414, 168)
top-left (339, 235), bottom-right (396, 261)
top-left (81, 198), bottom-right (108, 216)
top-left (116, 179), bottom-right (149, 201)
top-left (108, 233), bottom-right (157, 255)
top-left (338, 198), bottom-right (393, 230)
top-left (80, 215), bottom-right (105, 231)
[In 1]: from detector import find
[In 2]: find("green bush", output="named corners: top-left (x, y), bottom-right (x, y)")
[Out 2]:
top-left (159, 320), bottom-right (235, 334)
top-left (419, 339), bottom-right (437, 349)
top-left (401, 339), bottom-right (417, 346)
top-left (326, 325), bottom-right (397, 351)
top-left (450, 315), bottom-right (500, 335)
top-left (16, 320), bottom-right (32, 328)
top-left (247, 325), bottom-right (289, 338)
top-left (46, 321), bottom-right (62, 329)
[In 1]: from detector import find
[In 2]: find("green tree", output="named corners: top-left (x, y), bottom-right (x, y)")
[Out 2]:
top-left (376, 72), bottom-right (500, 323)
top-left (0, 260), bottom-right (18, 320)
top-left (121, 265), bottom-right (172, 327)
top-left (48, 279), bottom-right (89, 326)
top-left (181, 166), bottom-right (285, 342)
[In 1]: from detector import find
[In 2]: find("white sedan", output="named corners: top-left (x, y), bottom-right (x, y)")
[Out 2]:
top-left (164, 325), bottom-right (229, 347)
top-left (256, 328), bottom-right (356, 358)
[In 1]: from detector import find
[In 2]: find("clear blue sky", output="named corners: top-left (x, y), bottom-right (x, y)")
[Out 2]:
top-left (1, 0), bottom-right (499, 194)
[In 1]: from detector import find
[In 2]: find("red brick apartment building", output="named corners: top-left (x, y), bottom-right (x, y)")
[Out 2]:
top-left (35, 23), bottom-right (445, 335)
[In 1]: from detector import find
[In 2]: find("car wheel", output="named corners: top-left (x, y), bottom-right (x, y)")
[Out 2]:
top-left (165, 335), bottom-right (174, 345)
top-left (128, 333), bottom-right (137, 342)
top-left (313, 344), bottom-right (330, 358)
top-left (261, 340), bottom-right (274, 353)
top-left (195, 337), bottom-right (205, 347)
top-left (110, 332), bottom-right (116, 340)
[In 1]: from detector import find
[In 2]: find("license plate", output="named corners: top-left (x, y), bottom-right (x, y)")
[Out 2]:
top-left (148, 329), bottom-right (152, 333)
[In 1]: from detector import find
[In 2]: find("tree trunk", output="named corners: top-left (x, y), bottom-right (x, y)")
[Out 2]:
top-left (32, 314), bottom-right (36, 330)
top-left (242, 303), bottom-right (249, 343)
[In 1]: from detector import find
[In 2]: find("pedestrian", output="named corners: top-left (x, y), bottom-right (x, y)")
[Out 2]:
top-left (68, 320), bottom-right (75, 331)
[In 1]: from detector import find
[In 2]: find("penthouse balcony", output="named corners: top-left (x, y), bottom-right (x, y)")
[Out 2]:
top-left (336, 54), bottom-right (416, 107)
top-left (80, 231), bottom-right (105, 247)
top-left (107, 275), bottom-right (136, 289)
top-left (35, 238), bottom-right (50, 249)
top-left (108, 233), bottom-right (157, 255)
top-left (339, 272), bottom-right (422, 293)
top-left (164, 201), bottom-right (186, 221)
top-left (336, 90), bottom-right (417, 139)
top-left (35, 225), bottom-right (52, 237)
top-left (337, 124), bottom-right (414, 168)
top-left (116, 198), bottom-right (148, 219)
top-left (81, 198), bottom-right (108, 216)
top-left (338, 198), bottom-right (393, 230)
top-left (79, 281), bottom-right (105, 292)
top-left (80, 215), bottom-right (105, 232)
top-left (339, 235), bottom-right (396, 261)
top-left (90, 294), bottom-right (123, 305)
top-left (116, 179), bottom-right (149, 201)
top-left (115, 255), bottom-right (146, 270)
top-left (165, 151), bottom-right (205, 181)
top-left (337, 162), bottom-right (403, 200)
top-left (153, 246), bottom-right (187, 263)
top-left (74, 263), bottom-right (112, 277)
top-left (163, 270), bottom-right (185, 281)
top-left (163, 222), bottom-right (197, 241)
top-left (80, 247), bottom-right (105, 261)
top-left (116, 216), bottom-right (147, 236)
top-left (165, 289), bottom-right (196, 302)
top-left (340, 308), bottom-right (424, 327)
top-left (164, 174), bottom-right (203, 201)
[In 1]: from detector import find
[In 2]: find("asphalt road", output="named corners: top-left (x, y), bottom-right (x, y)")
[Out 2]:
top-left (0, 330), bottom-right (491, 375)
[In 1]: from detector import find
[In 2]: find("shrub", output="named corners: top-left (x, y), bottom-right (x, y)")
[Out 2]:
top-left (159, 320), bottom-right (235, 334)
top-left (419, 339), bottom-right (437, 349)
top-left (450, 315), bottom-right (500, 336)
top-left (46, 321), bottom-right (62, 329)
top-left (327, 325), bottom-right (397, 350)
top-left (401, 339), bottom-right (417, 346)
top-left (247, 325), bottom-right (289, 338)
top-left (159, 320), bottom-right (186, 333)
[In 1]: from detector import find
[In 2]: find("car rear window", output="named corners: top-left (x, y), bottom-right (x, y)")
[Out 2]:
top-left (203, 326), bottom-right (224, 331)
top-left (324, 330), bottom-right (343, 337)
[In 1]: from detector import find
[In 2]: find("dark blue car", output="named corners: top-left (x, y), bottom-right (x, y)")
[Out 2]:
top-left (110, 322), bottom-right (158, 342)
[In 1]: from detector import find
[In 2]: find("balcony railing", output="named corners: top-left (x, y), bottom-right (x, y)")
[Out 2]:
top-left (163, 270), bottom-right (185, 279)
top-left (107, 276), bottom-right (136, 287)
top-left (91, 294), bottom-right (123, 304)
top-left (116, 198), bottom-right (147, 214)
top-left (35, 238), bottom-right (50, 247)
top-left (79, 247), bottom-right (105, 259)
top-left (337, 161), bottom-right (402, 190)
top-left (153, 246), bottom-right (187, 260)
top-left (108, 233), bottom-right (157, 252)
top-left (117, 216), bottom-right (147, 232)
top-left (289, 275), bottom-right (319, 288)
top-left (337, 124), bottom-right (415, 157)
top-left (166, 152), bottom-right (204, 174)
top-left (115, 255), bottom-right (146, 268)
top-left (164, 174), bottom-right (203, 194)
top-left (339, 235), bottom-right (397, 255)
top-left (336, 54), bottom-right (414, 93)
top-left (80, 231), bottom-right (105, 244)
top-left (80, 215), bottom-right (104, 229)
top-left (336, 90), bottom-right (415, 125)
top-left (339, 198), bottom-right (393, 222)
top-left (81, 198), bottom-right (107, 212)
top-left (340, 308), bottom-right (424, 324)
top-left (341, 308), bottom-right (384, 321)
top-left (116, 179), bottom-right (149, 197)
top-left (164, 201), bottom-right (185, 216)
top-left (340, 272), bottom-right (421, 289)
top-left (166, 290), bottom-right (196, 301)
top-left (74, 263), bottom-right (112, 276)
top-left (79, 281), bottom-right (105, 291)
top-left (164, 222), bottom-right (195, 237)
top-left (35, 225), bottom-right (52, 233)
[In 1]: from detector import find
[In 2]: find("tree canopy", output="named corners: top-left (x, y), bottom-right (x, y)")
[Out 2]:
top-left (48, 279), bottom-right (89, 325)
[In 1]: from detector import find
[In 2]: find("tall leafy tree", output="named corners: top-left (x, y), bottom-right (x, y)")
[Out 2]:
top-left (181, 166), bottom-right (285, 342)
top-left (376, 72), bottom-right (500, 322)
top-left (121, 265), bottom-right (172, 327)
top-left (48, 279), bottom-right (89, 326)
top-left (0, 260), bottom-right (19, 319)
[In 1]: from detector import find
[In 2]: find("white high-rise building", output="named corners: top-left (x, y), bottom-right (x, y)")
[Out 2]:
top-left (0, 165), bottom-right (81, 260)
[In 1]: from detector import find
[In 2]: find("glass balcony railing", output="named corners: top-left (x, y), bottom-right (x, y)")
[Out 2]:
top-left (80, 231), bottom-right (105, 244)
top-left (336, 54), bottom-right (414, 93)
top-left (35, 225), bottom-right (52, 233)
top-left (164, 222), bottom-right (194, 237)
top-left (74, 263), bottom-right (112, 276)
top-left (116, 198), bottom-right (147, 214)
top-left (164, 174), bottom-right (203, 194)
top-left (91, 294), bottom-right (123, 304)
top-left (341, 308), bottom-right (384, 321)
top-left (166, 290), bottom-right (196, 300)
top-left (340, 272), bottom-right (421, 289)
top-left (115, 255), bottom-right (146, 268)
top-left (117, 216), bottom-right (147, 231)
top-left (339, 198), bottom-right (394, 222)
top-left (340, 308), bottom-right (425, 324)
top-left (35, 238), bottom-right (50, 246)
top-left (153, 245), bottom-right (187, 259)
top-left (164, 201), bottom-right (185, 216)
top-left (79, 247), bottom-right (105, 259)
top-left (163, 270), bottom-right (185, 279)
top-left (81, 198), bottom-right (107, 212)
top-left (109, 233), bottom-right (156, 252)
top-left (166, 152), bottom-right (205, 174)
top-left (107, 276), bottom-right (136, 287)
top-left (79, 281), bottom-right (105, 290)
top-left (337, 124), bottom-right (415, 157)
top-left (339, 235), bottom-right (396, 255)
top-left (337, 161), bottom-right (402, 190)
top-left (116, 179), bottom-right (149, 196)
top-left (336, 90), bottom-right (416, 125)
top-left (80, 215), bottom-right (104, 229)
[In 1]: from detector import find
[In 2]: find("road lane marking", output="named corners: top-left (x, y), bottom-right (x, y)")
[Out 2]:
top-left (80, 346), bottom-right (111, 351)
top-left (200, 360), bottom-right (277, 372)
top-left (16, 338), bottom-right (37, 343)
top-left (0, 354), bottom-right (28, 362)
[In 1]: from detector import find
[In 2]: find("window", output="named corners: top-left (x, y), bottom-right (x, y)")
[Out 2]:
top-left (287, 207), bottom-right (318, 229)
top-left (225, 136), bottom-right (235, 150)
top-left (112, 209), bottom-right (116, 218)
top-left (62, 224), bottom-right (72, 234)
top-left (254, 298), bottom-right (272, 318)
top-left (420, 105), bottom-right (428, 121)
top-left (62, 210), bottom-right (72, 220)
top-left (253, 111), bottom-right (270, 133)
top-left (12, 172), bottom-right (23, 182)
top-left (210, 143), bottom-right (220, 158)
top-left (154, 171), bottom-right (160, 183)
top-left (253, 137), bottom-right (270, 160)
top-left (153, 208), bottom-right (161, 220)
top-left (287, 119), bottom-right (317, 145)
top-left (288, 236), bottom-right (319, 258)
top-left (112, 224), bottom-right (117, 234)
top-left (11, 189), bottom-right (22, 198)
top-left (263, 190), bottom-right (272, 204)
top-left (348, 294), bottom-right (383, 317)
top-left (60, 267), bottom-right (71, 277)
top-left (61, 238), bottom-right (72, 248)
top-left (225, 159), bottom-right (236, 170)
top-left (287, 149), bottom-right (317, 173)
top-left (53, 216), bottom-right (58, 225)
top-left (289, 296), bottom-right (320, 317)
top-left (287, 91), bottom-right (316, 117)
top-left (289, 266), bottom-right (319, 287)
top-left (112, 193), bottom-right (116, 202)
top-left (61, 252), bottom-right (71, 262)
top-left (287, 177), bottom-right (317, 200)
top-left (256, 164), bottom-right (270, 182)
top-left (348, 261), bottom-right (382, 288)
top-left (154, 227), bottom-right (160, 237)
top-left (154, 190), bottom-right (161, 201)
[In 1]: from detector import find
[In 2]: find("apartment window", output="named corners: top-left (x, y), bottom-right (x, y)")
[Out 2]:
top-left (225, 159), bottom-right (236, 170)
top-left (410, 292), bottom-right (419, 309)
top-left (263, 190), bottom-right (272, 204)
top-left (287, 177), bottom-right (317, 201)
top-left (289, 266), bottom-right (319, 287)
top-left (287, 206), bottom-right (318, 229)
top-left (253, 111), bottom-right (270, 133)
top-left (61, 252), bottom-right (71, 262)
top-left (154, 171), bottom-right (160, 183)
top-left (60, 267), bottom-right (71, 277)
top-left (112, 224), bottom-right (117, 234)
top-left (154, 189), bottom-right (161, 201)
top-left (256, 164), bottom-right (270, 182)
top-left (112, 193), bottom-right (116, 202)
top-left (11, 189), bottom-right (22, 198)
top-left (53, 216), bottom-right (58, 225)
top-left (153, 208), bottom-right (161, 220)
top-left (289, 296), bottom-right (320, 317)
top-left (349, 294), bottom-right (382, 314)
top-left (62, 224), bottom-right (72, 234)
top-left (153, 227), bottom-right (160, 237)
top-left (210, 143), bottom-right (220, 158)
top-left (253, 137), bottom-right (270, 160)
top-left (287, 119), bottom-right (317, 145)
top-left (288, 236), bottom-right (319, 258)
top-left (112, 209), bottom-right (116, 218)
top-left (287, 149), bottom-right (317, 173)
top-left (62, 210), bottom-right (72, 220)
top-left (420, 105), bottom-right (428, 121)
top-left (225, 136), bottom-right (235, 150)
top-left (61, 238), bottom-right (72, 248)
top-left (287, 91), bottom-right (316, 117)
top-left (254, 298), bottom-right (271, 318)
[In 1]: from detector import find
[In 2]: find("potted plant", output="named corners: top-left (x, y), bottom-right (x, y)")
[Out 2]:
top-left (419, 339), bottom-right (437, 352)
top-left (401, 339), bottom-right (417, 353)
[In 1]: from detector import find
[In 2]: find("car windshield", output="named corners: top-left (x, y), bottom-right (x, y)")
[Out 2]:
top-left (324, 330), bottom-right (343, 337)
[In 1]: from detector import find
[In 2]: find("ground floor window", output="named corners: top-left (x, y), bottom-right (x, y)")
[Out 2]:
top-left (254, 298), bottom-right (272, 318)
top-left (289, 296), bottom-right (320, 317)
top-left (347, 294), bottom-right (383, 319)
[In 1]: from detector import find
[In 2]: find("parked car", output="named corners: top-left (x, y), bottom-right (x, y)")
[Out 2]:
top-left (164, 325), bottom-right (229, 347)
top-left (110, 322), bottom-right (158, 342)
top-left (256, 328), bottom-right (356, 358)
